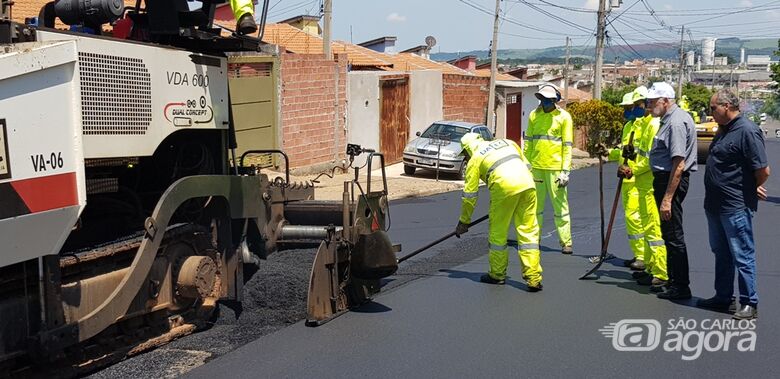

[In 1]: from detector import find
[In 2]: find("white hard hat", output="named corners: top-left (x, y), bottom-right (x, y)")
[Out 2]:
top-left (647, 82), bottom-right (675, 99)
top-left (535, 85), bottom-right (560, 101)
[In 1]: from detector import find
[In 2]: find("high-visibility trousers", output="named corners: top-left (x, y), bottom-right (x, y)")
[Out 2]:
top-left (487, 187), bottom-right (542, 286)
top-left (532, 169), bottom-right (572, 248)
top-left (636, 181), bottom-right (668, 281)
top-left (230, 0), bottom-right (254, 19)
top-left (622, 182), bottom-right (646, 261)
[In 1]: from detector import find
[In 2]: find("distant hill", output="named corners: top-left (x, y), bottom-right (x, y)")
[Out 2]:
top-left (432, 38), bottom-right (779, 64)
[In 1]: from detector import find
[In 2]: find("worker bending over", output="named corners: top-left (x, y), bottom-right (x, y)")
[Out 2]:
top-left (455, 133), bottom-right (543, 291)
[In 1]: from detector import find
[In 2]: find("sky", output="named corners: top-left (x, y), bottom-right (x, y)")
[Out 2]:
top-left (262, 0), bottom-right (780, 53)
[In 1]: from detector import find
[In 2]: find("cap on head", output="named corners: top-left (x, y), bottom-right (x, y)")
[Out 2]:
top-left (460, 132), bottom-right (483, 155)
top-left (646, 82), bottom-right (675, 100)
top-left (534, 85), bottom-right (560, 101)
top-left (620, 92), bottom-right (635, 106)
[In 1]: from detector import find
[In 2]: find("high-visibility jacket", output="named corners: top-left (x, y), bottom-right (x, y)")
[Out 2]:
top-left (230, 0), bottom-right (254, 19)
top-left (459, 138), bottom-right (535, 224)
top-left (524, 107), bottom-right (574, 171)
top-left (608, 115), bottom-right (659, 188)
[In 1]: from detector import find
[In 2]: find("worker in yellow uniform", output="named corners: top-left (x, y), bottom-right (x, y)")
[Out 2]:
top-left (524, 85), bottom-right (574, 254)
top-left (455, 133), bottom-right (543, 291)
top-left (678, 95), bottom-right (700, 123)
top-left (605, 91), bottom-right (650, 271)
top-left (231, 0), bottom-right (258, 34)
top-left (601, 87), bottom-right (669, 291)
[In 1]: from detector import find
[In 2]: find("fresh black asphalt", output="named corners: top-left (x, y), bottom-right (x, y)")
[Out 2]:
top-left (183, 140), bottom-right (780, 378)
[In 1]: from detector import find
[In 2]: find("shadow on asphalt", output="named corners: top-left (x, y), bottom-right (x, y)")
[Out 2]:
top-left (352, 302), bottom-right (393, 314)
top-left (438, 269), bottom-right (538, 292)
top-left (763, 196), bottom-right (780, 204)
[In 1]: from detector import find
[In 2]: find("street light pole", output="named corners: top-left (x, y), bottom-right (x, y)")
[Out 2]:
top-left (486, 0), bottom-right (501, 133)
top-left (323, 0), bottom-right (333, 60)
top-left (594, 0), bottom-right (607, 100)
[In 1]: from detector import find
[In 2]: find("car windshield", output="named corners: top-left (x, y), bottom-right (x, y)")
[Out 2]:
top-left (420, 124), bottom-right (471, 142)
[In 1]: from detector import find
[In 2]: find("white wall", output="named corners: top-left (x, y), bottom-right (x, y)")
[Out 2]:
top-left (495, 86), bottom-right (539, 145)
top-left (409, 70), bottom-right (443, 138)
top-left (347, 72), bottom-right (381, 166)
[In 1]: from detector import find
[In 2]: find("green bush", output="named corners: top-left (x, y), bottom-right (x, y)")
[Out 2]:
top-left (567, 100), bottom-right (624, 157)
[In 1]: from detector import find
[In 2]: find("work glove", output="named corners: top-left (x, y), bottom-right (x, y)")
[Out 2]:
top-left (555, 172), bottom-right (570, 188)
top-left (617, 164), bottom-right (633, 179)
top-left (454, 221), bottom-right (469, 238)
top-left (621, 144), bottom-right (637, 161)
top-left (594, 143), bottom-right (609, 158)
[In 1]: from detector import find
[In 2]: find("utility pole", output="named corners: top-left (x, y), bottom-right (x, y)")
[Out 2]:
top-left (564, 36), bottom-right (570, 102)
top-left (593, 0), bottom-right (607, 99)
top-left (613, 56), bottom-right (618, 88)
top-left (486, 0), bottom-right (501, 133)
top-left (711, 49), bottom-right (716, 90)
top-left (677, 25), bottom-right (685, 97)
top-left (323, 0), bottom-right (333, 60)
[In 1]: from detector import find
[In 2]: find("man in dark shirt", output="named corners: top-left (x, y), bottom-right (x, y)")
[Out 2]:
top-left (698, 89), bottom-right (770, 320)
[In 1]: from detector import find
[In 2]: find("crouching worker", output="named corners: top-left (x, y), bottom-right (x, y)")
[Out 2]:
top-left (454, 133), bottom-right (543, 291)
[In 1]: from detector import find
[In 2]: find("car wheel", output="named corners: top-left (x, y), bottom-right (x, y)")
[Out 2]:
top-left (404, 165), bottom-right (416, 176)
top-left (457, 160), bottom-right (468, 180)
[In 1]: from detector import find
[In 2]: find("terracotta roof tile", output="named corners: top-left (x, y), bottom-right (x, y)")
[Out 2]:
top-left (385, 53), bottom-right (470, 75)
top-left (259, 23), bottom-right (392, 68)
top-left (473, 69), bottom-right (517, 81)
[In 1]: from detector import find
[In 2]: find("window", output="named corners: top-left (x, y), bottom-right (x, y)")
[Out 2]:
top-left (421, 123), bottom-right (470, 142)
top-left (477, 127), bottom-right (493, 141)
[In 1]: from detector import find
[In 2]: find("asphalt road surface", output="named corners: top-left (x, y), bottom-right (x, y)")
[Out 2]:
top-left (187, 140), bottom-right (780, 378)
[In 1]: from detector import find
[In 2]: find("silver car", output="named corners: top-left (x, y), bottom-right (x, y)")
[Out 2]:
top-left (402, 121), bottom-right (493, 179)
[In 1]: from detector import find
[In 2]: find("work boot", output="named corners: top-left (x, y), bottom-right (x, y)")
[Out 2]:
top-left (733, 305), bottom-right (758, 320)
top-left (588, 253), bottom-right (615, 263)
top-left (629, 260), bottom-right (646, 271)
top-left (623, 257), bottom-right (636, 267)
top-left (657, 286), bottom-right (692, 300)
top-left (236, 13), bottom-right (258, 35)
top-left (648, 278), bottom-right (667, 292)
top-left (561, 246), bottom-right (573, 255)
top-left (527, 282), bottom-right (543, 292)
top-left (632, 271), bottom-right (650, 279)
top-left (636, 275), bottom-right (654, 285)
top-left (480, 273), bottom-right (505, 285)
top-left (696, 296), bottom-right (733, 311)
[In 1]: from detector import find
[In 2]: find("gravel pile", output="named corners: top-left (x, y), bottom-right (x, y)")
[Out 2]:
top-left (88, 236), bottom-right (488, 379)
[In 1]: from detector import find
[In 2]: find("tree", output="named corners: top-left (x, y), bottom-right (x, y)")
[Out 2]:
top-left (567, 100), bottom-right (624, 157)
top-left (759, 39), bottom-right (780, 119)
top-left (681, 83), bottom-right (714, 115)
top-left (601, 85), bottom-right (637, 107)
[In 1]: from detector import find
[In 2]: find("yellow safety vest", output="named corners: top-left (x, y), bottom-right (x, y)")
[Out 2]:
top-left (459, 139), bottom-right (534, 224)
top-left (524, 107), bottom-right (574, 171)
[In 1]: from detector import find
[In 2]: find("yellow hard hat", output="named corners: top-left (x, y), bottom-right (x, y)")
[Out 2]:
top-left (632, 86), bottom-right (648, 102)
top-left (620, 92), bottom-right (635, 106)
top-left (460, 132), bottom-right (483, 155)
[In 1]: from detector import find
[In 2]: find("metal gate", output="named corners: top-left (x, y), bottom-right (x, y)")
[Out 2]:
top-left (506, 92), bottom-right (522, 143)
top-left (228, 55), bottom-right (279, 167)
top-left (379, 77), bottom-right (410, 164)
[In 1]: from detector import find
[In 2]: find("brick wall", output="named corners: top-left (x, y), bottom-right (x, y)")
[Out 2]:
top-left (442, 74), bottom-right (489, 124)
top-left (280, 53), bottom-right (347, 169)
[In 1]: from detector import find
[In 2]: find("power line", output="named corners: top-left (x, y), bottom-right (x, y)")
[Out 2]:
top-left (458, 0), bottom-right (590, 37)
top-left (518, 0), bottom-right (593, 33)
top-left (608, 22), bottom-right (645, 59)
top-left (515, 0), bottom-right (597, 13)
